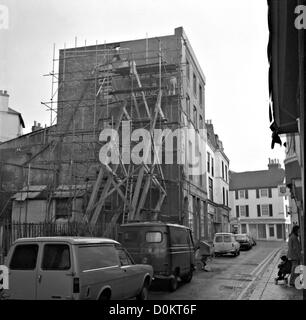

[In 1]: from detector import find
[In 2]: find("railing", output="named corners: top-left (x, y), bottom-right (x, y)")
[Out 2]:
top-left (0, 221), bottom-right (119, 263)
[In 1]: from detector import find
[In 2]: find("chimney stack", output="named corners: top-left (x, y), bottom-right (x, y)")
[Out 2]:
top-left (0, 89), bottom-right (9, 112)
top-left (268, 158), bottom-right (281, 170)
top-left (32, 121), bottom-right (43, 132)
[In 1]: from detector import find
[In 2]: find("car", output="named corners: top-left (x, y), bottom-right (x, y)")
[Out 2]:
top-left (213, 233), bottom-right (240, 257)
top-left (1, 236), bottom-right (153, 300)
top-left (119, 222), bottom-right (195, 292)
top-left (235, 234), bottom-right (253, 250)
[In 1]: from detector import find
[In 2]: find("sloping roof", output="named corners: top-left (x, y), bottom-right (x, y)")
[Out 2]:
top-left (12, 185), bottom-right (47, 201)
top-left (229, 168), bottom-right (285, 190)
top-left (8, 107), bottom-right (25, 128)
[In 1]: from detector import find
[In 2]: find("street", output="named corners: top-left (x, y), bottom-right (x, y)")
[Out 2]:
top-left (149, 241), bottom-right (283, 300)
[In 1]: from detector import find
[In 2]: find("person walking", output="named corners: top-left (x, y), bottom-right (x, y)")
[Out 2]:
top-left (287, 225), bottom-right (302, 287)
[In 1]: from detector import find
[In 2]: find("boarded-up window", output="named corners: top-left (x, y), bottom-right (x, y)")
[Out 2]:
top-left (55, 199), bottom-right (72, 219)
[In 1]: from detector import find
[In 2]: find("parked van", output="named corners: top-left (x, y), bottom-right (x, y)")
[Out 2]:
top-left (213, 233), bottom-right (240, 256)
top-left (2, 237), bottom-right (153, 300)
top-left (118, 222), bottom-right (195, 291)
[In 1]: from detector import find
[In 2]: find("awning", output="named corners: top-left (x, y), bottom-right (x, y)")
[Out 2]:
top-left (268, 0), bottom-right (300, 146)
top-left (12, 185), bottom-right (47, 201)
top-left (285, 159), bottom-right (302, 182)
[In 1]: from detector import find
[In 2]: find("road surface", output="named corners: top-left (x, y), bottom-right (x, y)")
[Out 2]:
top-left (149, 241), bottom-right (283, 300)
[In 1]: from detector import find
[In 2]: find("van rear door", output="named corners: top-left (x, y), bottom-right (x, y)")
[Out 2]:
top-left (36, 243), bottom-right (74, 300)
top-left (8, 243), bottom-right (39, 299)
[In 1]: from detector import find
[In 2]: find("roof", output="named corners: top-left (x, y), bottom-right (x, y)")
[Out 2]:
top-left (8, 108), bottom-right (25, 128)
top-left (229, 168), bottom-right (285, 190)
top-left (12, 185), bottom-right (47, 201)
top-left (13, 237), bottom-right (119, 245)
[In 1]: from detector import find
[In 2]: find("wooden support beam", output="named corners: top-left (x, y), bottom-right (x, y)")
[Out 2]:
top-left (129, 165), bottom-right (145, 220)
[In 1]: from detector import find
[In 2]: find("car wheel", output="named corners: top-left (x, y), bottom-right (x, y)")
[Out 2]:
top-left (169, 275), bottom-right (178, 292)
top-left (99, 290), bottom-right (111, 301)
top-left (136, 282), bottom-right (149, 300)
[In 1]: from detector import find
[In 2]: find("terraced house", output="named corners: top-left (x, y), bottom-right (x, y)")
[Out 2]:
top-left (229, 159), bottom-right (291, 241)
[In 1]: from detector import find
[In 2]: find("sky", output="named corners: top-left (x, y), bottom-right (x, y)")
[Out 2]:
top-left (0, 0), bottom-right (286, 172)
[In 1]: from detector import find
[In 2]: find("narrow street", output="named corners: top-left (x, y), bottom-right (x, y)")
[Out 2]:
top-left (149, 241), bottom-right (283, 300)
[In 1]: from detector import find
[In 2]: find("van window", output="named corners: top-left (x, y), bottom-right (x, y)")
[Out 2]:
top-left (146, 232), bottom-right (162, 243)
top-left (78, 245), bottom-right (119, 272)
top-left (224, 235), bottom-right (232, 243)
top-left (170, 228), bottom-right (188, 245)
top-left (10, 244), bottom-right (38, 270)
top-left (215, 235), bottom-right (223, 243)
top-left (122, 231), bottom-right (139, 243)
top-left (42, 244), bottom-right (71, 270)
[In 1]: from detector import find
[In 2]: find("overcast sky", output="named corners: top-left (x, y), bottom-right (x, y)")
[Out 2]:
top-left (0, 0), bottom-right (286, 172)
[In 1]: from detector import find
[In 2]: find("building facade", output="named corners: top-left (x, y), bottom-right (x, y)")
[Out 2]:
top-left (205, 120), bottom-right (230, 240)
top-left (0, 27), bottom-right (209, 243)
top-left (0, 90), bottom-right (24, 143)
top-left (229, 159), bottom-right (291, 240)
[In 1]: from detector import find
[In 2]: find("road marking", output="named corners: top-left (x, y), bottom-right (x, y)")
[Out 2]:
top-left (236, 247), bottom-right (281, 300)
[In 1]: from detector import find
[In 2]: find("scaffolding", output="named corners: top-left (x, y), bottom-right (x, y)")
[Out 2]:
top-left (34, 37), bottom-right (186, 235)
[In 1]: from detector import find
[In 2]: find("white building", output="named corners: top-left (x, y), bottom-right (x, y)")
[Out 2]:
top-left (229, 159), bottom-right (290, 241)
top-left (205, 120), bottom-right (230, 239)
top-left (0, 90), bottom-right (25, 143)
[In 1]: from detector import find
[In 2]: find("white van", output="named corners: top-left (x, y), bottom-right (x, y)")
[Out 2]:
top-left (213, 233), bottom-right (240, 257)
top-left (2, 237), bottom-right (153, 300)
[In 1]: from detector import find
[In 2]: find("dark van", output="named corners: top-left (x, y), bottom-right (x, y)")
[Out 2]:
top-left (118, 222), bottom-right (195, 291)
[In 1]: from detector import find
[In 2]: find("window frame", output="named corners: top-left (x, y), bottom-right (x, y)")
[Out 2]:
top-left (193, 73), bottom-right (197, 96)
top-left (41, 244), bottom-right (71, 271)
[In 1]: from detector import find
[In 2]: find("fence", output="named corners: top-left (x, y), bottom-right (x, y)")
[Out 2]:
top-left (0, 221), bottom-right (119, 263)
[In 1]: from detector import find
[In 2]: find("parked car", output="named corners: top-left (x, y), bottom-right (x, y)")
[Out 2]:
top-left (213, 233), bottom-right (240, 257)
top-left (119, 222), bottom-right (195, 292)
top-left (1, 237), bottom-right (153, 300)
top-left (235, 234), bottom-right (253, 250)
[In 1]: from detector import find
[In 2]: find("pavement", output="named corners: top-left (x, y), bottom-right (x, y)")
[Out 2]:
top-left (247, 244), bottom-right (303, 300)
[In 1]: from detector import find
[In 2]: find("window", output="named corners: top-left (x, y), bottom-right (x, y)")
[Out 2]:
top-left (260, 189), bottom-right (268, 197)
top-left (221, 161), bottom-right (224, 179)
top-left (211, 158), bottom-right (214, 177)
top-left (116, 248), bottom-right (133, 266)
top-left (239, 190), bottom-right (245, 199)
top-left (186, 94), bottom-right (190, 117)
top-left (207, 152), bottom-right (211, 173)
top-left (145, 232), bottom-right (162, 243)
top-left (10, 244), bottom-right (38, 270)
top-left (193, 73), bottom-right (197, 96)
top-left (223, 187), bottom-right (225, 205)
top-left (193, 105), bottom-right (197, 128)
top-left (121, 231), bottom-right (139, 243)
top-left (55, 199), bottom-right (72, 219)
top-left (208, 178), bottom-right (213, 201)
top-left (170, 228), bottom-right (189, 245)
top-left (78, 245), bottom-right (119, 271)
top-left (261, 204), bottom-right (269, 216)
top-left (223, 235), bottom-right (232, 242)
top-left (199, 115), bottom-right (203, 129)
top-left (225, 165), bottom-right (228, 182)
top-left (226, 190), bottom-right (229, 206)
top-left (215, 235), bottom-right (223, 243)
top-left (199, 84), bottom-right (203, 107)
top-left (42, 244), bottom-right (70, 270)
top-left (186, 59), bottom-right (190, 81)
top-left (239, 205), bottom-right (249, 217)
top-left (240, 205), bottom-right (246, 216)
top-left (241, 224), bottom-right (247, 234)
